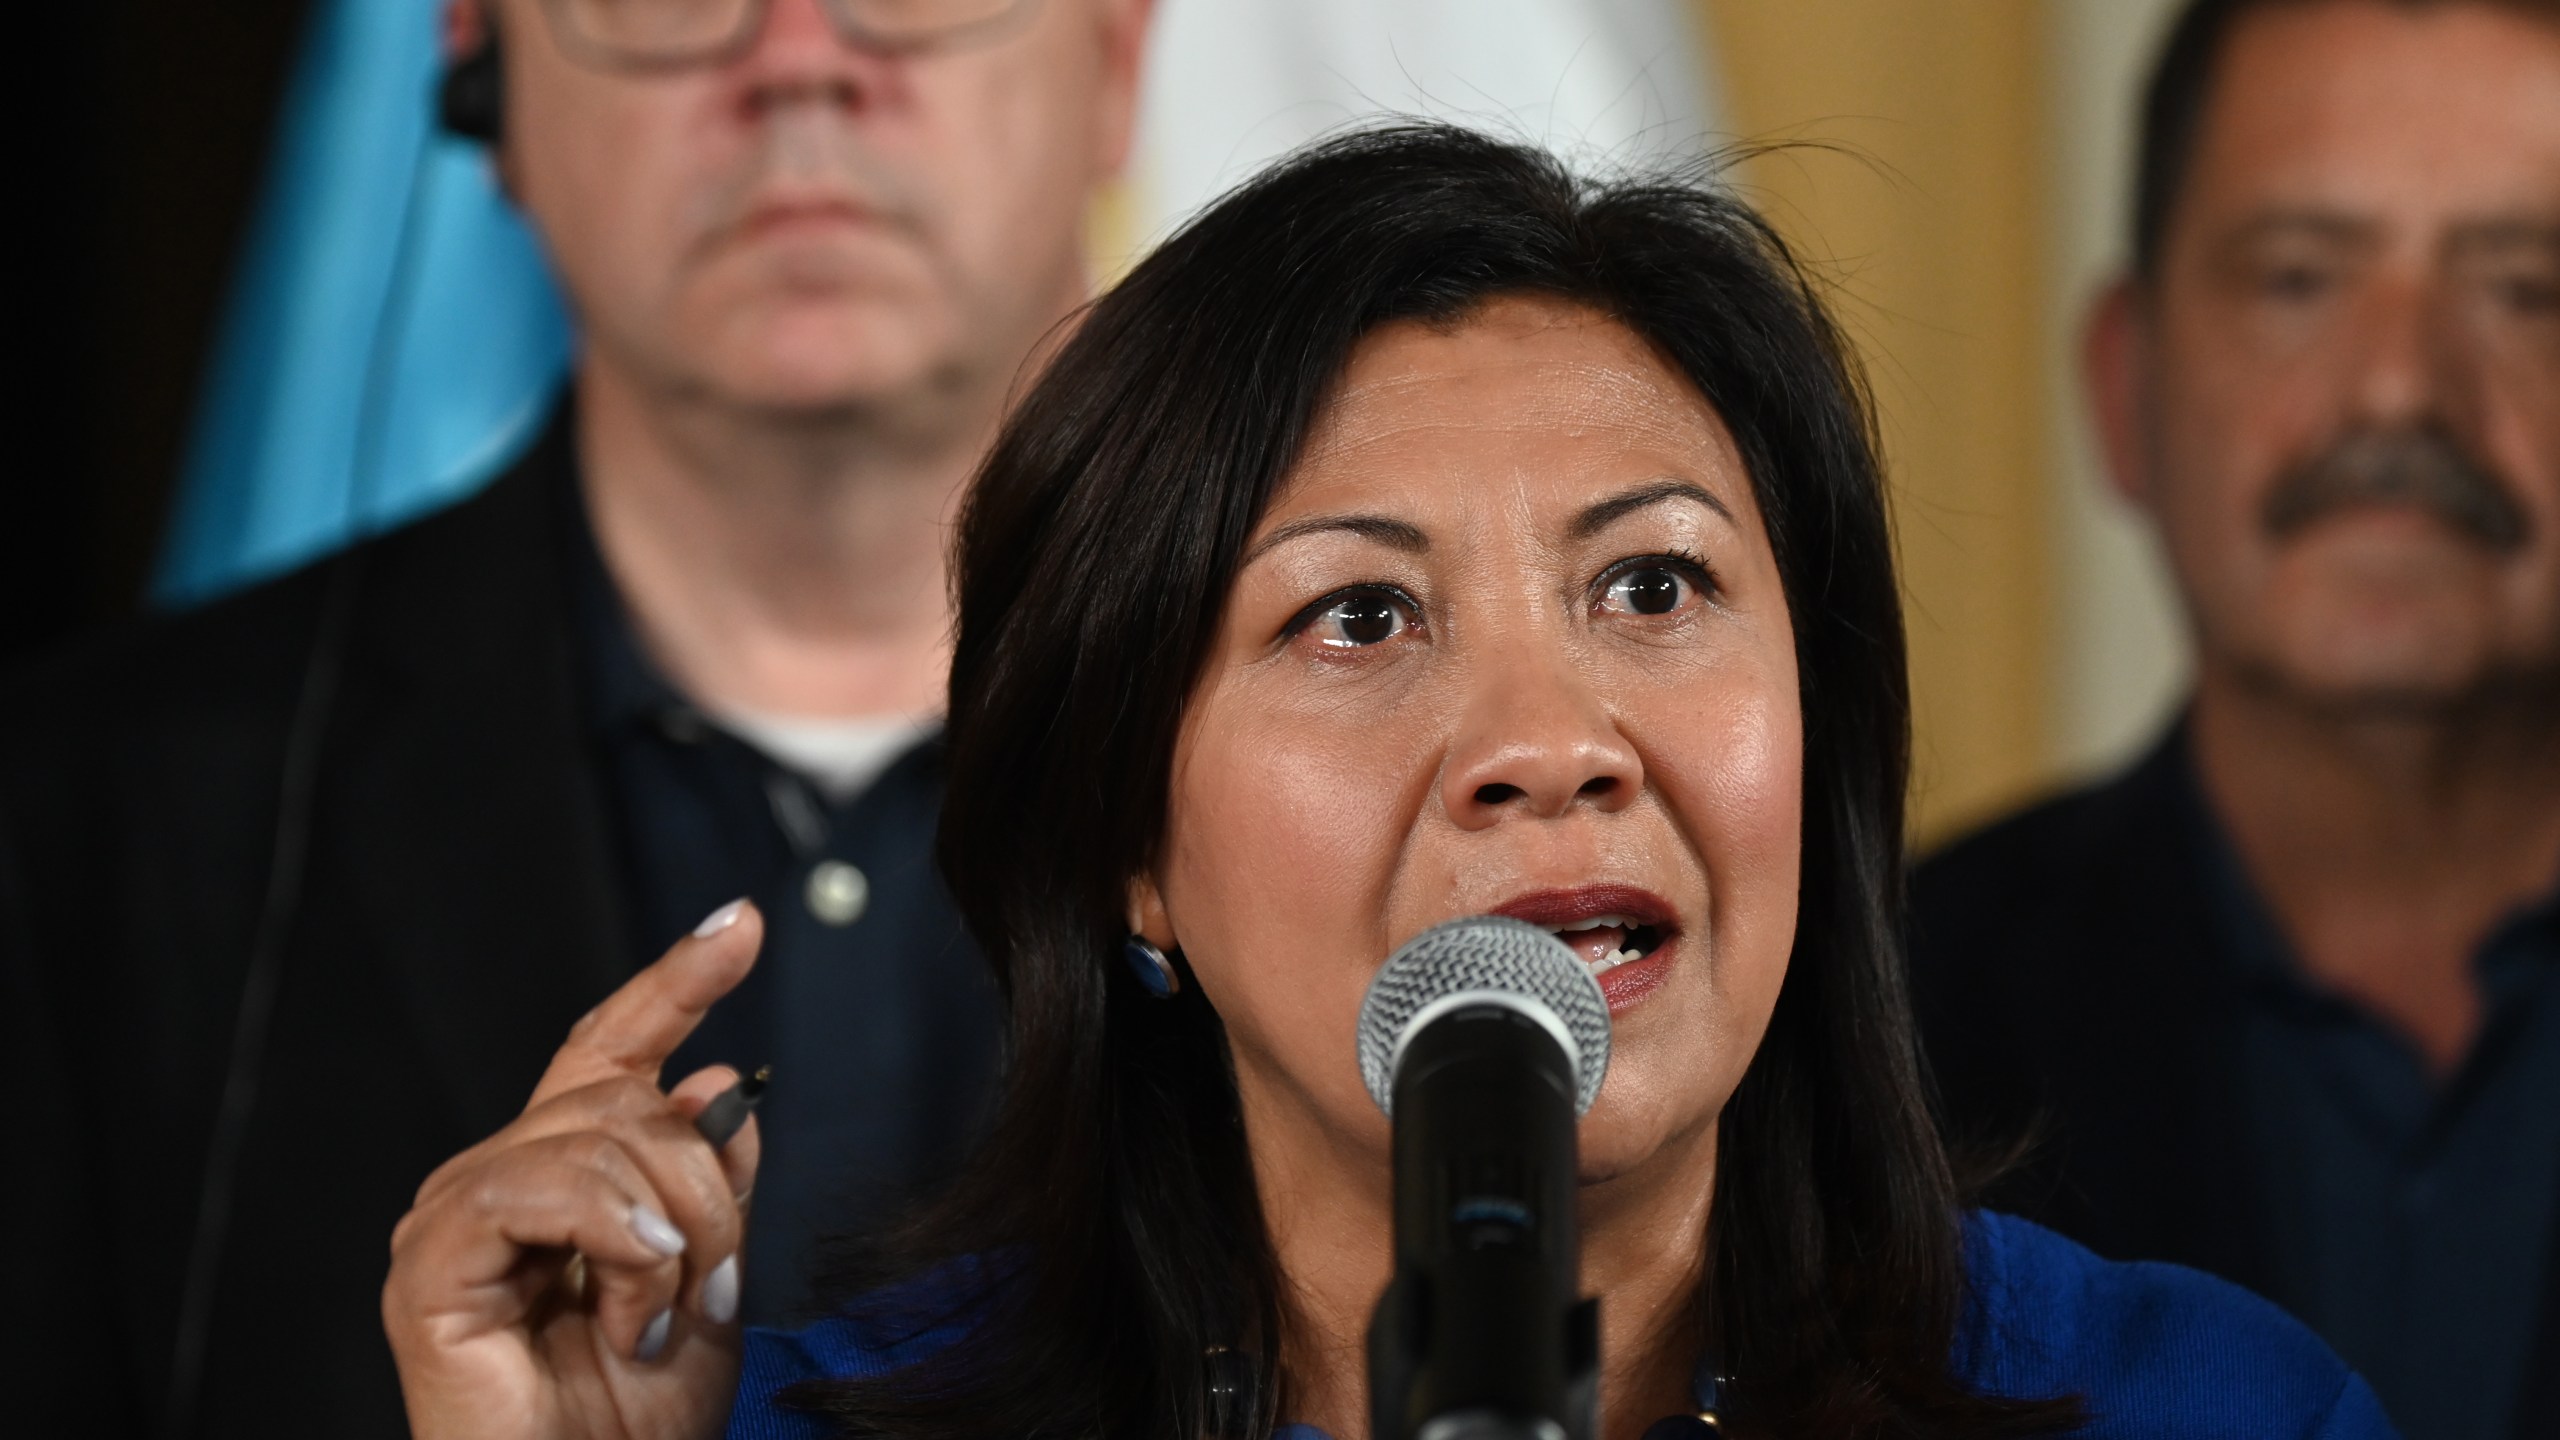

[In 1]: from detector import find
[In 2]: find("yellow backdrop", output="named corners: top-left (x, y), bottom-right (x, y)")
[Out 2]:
top-left (1705, 0), bottom-right (2057, 846)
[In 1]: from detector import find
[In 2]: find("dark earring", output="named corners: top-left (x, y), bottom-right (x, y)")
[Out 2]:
top-left (438, 37), bottom-right (505, 143)
top-left (1640, 1351), bottom-right (1731, 1439)
top-left (1202, 1345), bottom-right (1262, 1437)
top-left (1123, 935), bottom-right (1180, 998)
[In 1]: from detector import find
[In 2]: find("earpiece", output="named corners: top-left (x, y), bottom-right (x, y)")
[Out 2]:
top-left (438, 37), bottom-right (504, 143)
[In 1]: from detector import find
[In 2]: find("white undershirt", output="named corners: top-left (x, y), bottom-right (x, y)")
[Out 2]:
top-left (712, 708), bottom-right (935, 806)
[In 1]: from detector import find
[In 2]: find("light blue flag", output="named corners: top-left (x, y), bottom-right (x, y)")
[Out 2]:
top-left (158, 0), bottom-right (574, 607)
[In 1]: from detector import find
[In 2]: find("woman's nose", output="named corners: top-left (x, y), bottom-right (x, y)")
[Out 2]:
top-left (1441, 655), bottom-right (1643, 828)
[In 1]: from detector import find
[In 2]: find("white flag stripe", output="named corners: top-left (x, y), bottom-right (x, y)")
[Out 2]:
top-left (1126, 0), bottom-right (1720, 253)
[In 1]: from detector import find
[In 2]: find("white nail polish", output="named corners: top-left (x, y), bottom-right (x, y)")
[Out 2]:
top-left (703, 1254), bottom-right (741, 1326)
top-left (636, 1307), bottom-right (673, 1362)
top-left (694, 899), bottom-right (748, 938)
top-left (630, 1205), bottom-right (687, 1257)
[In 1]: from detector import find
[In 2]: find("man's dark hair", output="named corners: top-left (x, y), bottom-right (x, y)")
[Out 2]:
top-left (2134, 0), bottom-right (2560, 275)
top-left (796, 123), bottom-right (2084, 1440)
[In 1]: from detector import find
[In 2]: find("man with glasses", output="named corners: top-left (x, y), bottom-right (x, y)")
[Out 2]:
top-left (0, 2), bottom-right (1150, 1436)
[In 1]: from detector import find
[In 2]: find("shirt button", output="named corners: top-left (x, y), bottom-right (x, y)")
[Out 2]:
top-left (805, 860), bottom-right (869, 927)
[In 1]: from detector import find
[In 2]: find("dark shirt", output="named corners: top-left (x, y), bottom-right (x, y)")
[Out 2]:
top-left (561, 469), bottom-right (1004, 1326)
top-left (0, 408), bottom-right (1007, 1437)
top-left (1908, 727), bottom-right (2560, 1440)
top-left (2186, 779), bottom-right (2560, 1440)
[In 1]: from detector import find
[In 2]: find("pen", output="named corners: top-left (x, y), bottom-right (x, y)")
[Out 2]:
top-left (694, 1065), bottom-right (770, 1150)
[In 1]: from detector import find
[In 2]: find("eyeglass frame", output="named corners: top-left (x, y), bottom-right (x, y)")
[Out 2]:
top-left (530, 0), bottom-right (1044, 73)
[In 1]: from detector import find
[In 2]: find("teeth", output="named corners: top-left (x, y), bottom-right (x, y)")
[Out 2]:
top-left (1537, 915), bottom-right (1653, 976)
top-left (1551, 914), bottom-right (1634, 934)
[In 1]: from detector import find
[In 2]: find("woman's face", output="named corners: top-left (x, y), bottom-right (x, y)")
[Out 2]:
top-left (1138, 294), bottom-right (1802, 1188)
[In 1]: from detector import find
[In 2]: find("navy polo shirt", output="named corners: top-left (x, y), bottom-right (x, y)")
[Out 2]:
top-left (2194, 799), bottom-right (2560, 1440)
top-left (561, 477), bottom-right (1005, 1326)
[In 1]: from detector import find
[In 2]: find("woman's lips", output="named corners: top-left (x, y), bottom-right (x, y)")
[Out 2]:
top-left (1591, 940), bottom-right (1676, 1013)
top-left (1490, 886), bottom-right (1681, 1014)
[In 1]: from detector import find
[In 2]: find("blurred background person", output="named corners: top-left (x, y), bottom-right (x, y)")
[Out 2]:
top-left (2, 0), bottom-right (1153, 1435)
top-left (1908, 3), bottom-right (2560, 1438)
top-left (2, 4), bottom-right (1717, 1439)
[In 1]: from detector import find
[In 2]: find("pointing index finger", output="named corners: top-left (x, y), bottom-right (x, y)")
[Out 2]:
top-left (531, 900), bottom-right (763, 1107)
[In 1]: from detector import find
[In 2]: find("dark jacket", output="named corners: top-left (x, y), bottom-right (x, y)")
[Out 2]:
top-left (1907, 732), bottom-right (2560, 1440)
top-left (0, 429), bottom-right (978, 1438)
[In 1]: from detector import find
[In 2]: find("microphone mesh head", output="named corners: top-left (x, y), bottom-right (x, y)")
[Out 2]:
top-left (1357, 915), bottom-right (1611, 1117)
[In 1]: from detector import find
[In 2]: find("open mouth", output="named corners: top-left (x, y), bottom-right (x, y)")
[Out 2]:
top-left (1489, 887), bottom-right (1678, 981)
top-left (1545, 915), bottom-right (1666, 975)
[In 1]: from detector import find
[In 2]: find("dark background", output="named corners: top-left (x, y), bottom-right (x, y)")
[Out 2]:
top-left (7, 1), bottom-right (317, 668)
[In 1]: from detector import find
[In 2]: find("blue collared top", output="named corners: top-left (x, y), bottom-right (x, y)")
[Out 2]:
top-left (722, 1211), bottom-right (2397, 1439)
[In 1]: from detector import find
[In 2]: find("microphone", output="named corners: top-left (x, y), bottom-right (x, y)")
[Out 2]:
top-left (1359, 916), bottom-right (1612, 1440)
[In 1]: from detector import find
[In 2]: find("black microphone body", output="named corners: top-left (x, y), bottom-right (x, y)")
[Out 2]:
top-left (1359, 916), bottom-right (1612, 1440)
top-left (1367, 1001), bottom-right (1600, 1440)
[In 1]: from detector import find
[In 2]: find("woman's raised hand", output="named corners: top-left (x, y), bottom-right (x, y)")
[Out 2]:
top-left (383, 901), bottom-right (766, 1440)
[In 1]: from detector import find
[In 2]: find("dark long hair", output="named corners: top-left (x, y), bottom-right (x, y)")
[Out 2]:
top-left (800, 124), bottom-right (2076, 1439)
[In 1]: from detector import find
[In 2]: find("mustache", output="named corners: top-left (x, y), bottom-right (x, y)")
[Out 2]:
top-left (681, 97), bottom-right (926, 246)
top-left (2261, 427), bottom-right (2530, 552)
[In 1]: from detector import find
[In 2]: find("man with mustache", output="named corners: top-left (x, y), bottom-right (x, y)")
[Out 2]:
top-left (1909, 3), bottom-right (2560, 1438)
top-left (0, 1), bottom-right (1151, 1436)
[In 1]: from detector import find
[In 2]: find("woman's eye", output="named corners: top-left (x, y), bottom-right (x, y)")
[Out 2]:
top-left (1600, 565), bottom-right (1697, 617)
top-left (1307, 592), bottom-right (1412, 648)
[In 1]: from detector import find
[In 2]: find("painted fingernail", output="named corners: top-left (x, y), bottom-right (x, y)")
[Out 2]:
top-left (693, 899), bottom-right (748, 938)
top-left (636, 1307), bottom-right (673, 1362)
top-left (703, 1253), bottom-right (740, 1325)
top-left (630, 1205), bottom-right (687, 1257)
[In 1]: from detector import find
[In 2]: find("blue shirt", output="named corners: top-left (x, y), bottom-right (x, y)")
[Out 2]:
top-left (721, 1212), bottom-right (2397, 1439)
top-left (2190, 784), bottom-right (2560, 1440)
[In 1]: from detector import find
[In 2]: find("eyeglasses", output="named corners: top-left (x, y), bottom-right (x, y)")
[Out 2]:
top-left (536, 0), bottom-right (1039, 70)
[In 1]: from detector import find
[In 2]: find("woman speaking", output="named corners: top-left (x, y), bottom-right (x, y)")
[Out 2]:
top-left (382, 126), bottom-right (2392, 1440)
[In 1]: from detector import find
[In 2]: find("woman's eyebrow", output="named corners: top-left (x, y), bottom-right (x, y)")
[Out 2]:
top-left (1243, 513), bottom-right (1430, 565)
top-left (1569, 479), bottom-right (1733, 539)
